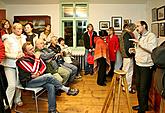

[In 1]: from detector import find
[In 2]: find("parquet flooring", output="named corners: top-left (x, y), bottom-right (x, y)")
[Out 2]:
top-left (11, 72), bottom-right (154, 113)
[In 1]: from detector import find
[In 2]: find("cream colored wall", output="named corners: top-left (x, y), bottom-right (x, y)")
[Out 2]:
top-left (146, 0), bottom-right (165, 45)
top-left (89, 4), bottom-right (146, 32)
top-left (0, 0), bottom-right (6, 8)
top-left (6, 3), bottom-right (147, 37)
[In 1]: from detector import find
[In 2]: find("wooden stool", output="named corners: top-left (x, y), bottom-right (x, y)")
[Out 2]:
top-left (101, 70), bottom-right (132, 113)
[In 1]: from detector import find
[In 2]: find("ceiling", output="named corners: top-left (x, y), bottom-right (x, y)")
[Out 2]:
top-left (2, 0), bottom-right (147, 4)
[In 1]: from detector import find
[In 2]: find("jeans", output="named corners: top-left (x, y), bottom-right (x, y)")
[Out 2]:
top-left (85, 49), bottom-right (90, 73)
top-left (61, 62), bottom-right (77, 83)
top-left (26, 73), bottom-right (63, 112)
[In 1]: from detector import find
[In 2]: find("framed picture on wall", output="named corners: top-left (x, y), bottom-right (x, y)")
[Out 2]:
top-left (151, 23), bottom-right (159, 38)
top-left (152, 8), bottom-right (157, 22)
top-left (112, 16), bottom-right (122, 31)
top-left (159, 23), bottom-right (165, 36)
top-left (124, 19), bottom-right (131, 25)
top-left (157, 6), bottom-right (165, 21)
top-left (99, 21), bottom-right (110, 30)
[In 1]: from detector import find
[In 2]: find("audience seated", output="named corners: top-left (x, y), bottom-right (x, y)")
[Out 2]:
top-left (48, 36), bottom-right (78, 84)
top-left (16, 42), bottom-right (79, 113)
top-left (58, 37), bottom-right (82, 79)
top-left (35, 38), bottom-right (70, 85)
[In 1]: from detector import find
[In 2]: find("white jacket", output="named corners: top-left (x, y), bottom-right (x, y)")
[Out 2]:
top-left (2, 33), bottom-right (27, 68)
top-left (135, 31), bottom-right (158, 67)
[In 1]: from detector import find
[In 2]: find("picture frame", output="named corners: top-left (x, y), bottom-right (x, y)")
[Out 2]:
top-left (159, 23), bottom-right (165, 36)
top-left (152, 8), bottom-right (157, 22)
top-left (157, 6), bottom-right (165, 21)
top-left (151, 23), bottom-right (159, 38)
top-left (123, 19), bottom-right (131, 25)
top-left (112, 16), bottom-right (122, 31)
top-left (99, 21), bottom-right (110, 30)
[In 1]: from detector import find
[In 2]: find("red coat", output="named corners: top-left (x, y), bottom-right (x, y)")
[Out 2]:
top-left (106, 34), bottom-right (119, 61)
top-left (0, 39), bottom-right (5, 63)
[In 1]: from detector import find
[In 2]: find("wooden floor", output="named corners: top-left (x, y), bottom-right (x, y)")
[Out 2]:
top-left (11, 72), bottom-right (154, 113)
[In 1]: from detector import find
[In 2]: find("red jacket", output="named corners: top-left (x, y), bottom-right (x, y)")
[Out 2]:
top-left (106, 34), bottom-right (119, 61)
top-left (0, 39), bottom-right (5, 63)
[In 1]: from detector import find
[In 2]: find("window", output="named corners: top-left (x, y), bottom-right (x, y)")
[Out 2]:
top-left (61, 3), bottom-right (88, 47)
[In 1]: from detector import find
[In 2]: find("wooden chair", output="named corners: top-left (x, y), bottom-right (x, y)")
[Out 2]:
top-left (101, 70), bottom-right (132, 113)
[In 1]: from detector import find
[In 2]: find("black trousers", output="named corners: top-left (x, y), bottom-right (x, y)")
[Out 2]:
top-left (135, 64), bottom-right (153, 112)
top-left (97, 57), bottom-right (106, 85)
top-left (0, 65), bottom-right (10, 113)
top-left (108, 61), bottom-right (115, 78)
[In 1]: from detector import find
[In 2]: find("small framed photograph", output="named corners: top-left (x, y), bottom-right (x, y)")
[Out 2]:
top-left (159, 23), bottom-right (165, 36)
top-left (112, 16), bottom-right (122, 31)
top-left (151, 23), bottom-right (159, 38)
top-left (152, 8), bottom-right (157, 22)
top-left (124, 19), bottom-right (131, 25)
top-left (157, 6), bottom-right (165, 21)
top-left (99, 21), bottom-right (110, 30)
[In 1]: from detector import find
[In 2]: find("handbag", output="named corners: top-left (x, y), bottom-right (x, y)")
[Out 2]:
top-left (87, 52), bottom-right (94, 65)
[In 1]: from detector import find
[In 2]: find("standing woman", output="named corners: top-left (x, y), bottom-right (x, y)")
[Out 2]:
top-left (39, 24), bottom-right (54, 47)
top-left (82, 23), bottom-right (97, 75)
top-left (2, 23), bottom-right (27, 108)
top-left (24, 22), bottom-right (38, 48)
top-left (106, 27), bottom-right (119, 78)
top-left (94, 30), bottom-right (110, 86)
top-left (0, 19), bottom-right (12, 37)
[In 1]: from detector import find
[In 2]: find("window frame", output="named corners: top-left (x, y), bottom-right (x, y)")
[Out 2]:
top-left (60, 2), bottom-right (88, 48)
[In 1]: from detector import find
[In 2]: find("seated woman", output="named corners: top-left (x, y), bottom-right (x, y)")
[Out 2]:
top-left (58, 37), bottom-right (82, 79)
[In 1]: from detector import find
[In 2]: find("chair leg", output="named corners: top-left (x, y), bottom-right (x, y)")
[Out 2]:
top-left (35, 94), bottom-right (39, 113)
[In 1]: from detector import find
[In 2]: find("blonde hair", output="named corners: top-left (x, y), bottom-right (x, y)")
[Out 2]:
top-left (12, 23), bottom-right (22, 30)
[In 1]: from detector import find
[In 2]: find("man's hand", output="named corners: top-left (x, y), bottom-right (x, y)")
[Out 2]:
top-left (35, 51), bottom-right (41, 59)
top-left (31, 72), bottom-right (40, 78)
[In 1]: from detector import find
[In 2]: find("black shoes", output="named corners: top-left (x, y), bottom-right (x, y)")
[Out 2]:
top-left (48, 110), bottom-right (60, 113)
top-left (84, 71), bottom-right (90, 75)
top-left (132, 105), bottom-right (140, 110)
top-left (67, 88), bottom-right (79, 96)
top-left (97, 83), bottom-right (106, 86)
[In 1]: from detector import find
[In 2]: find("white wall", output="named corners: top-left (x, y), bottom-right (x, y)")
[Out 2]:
top-left (89, 4), bottom-right (146, 32)
top-left (6, 3), bottom-right (146, 36)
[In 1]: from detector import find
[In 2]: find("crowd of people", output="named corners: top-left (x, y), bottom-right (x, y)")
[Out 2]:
top-left (0, 19), bottom-right (158, 113)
